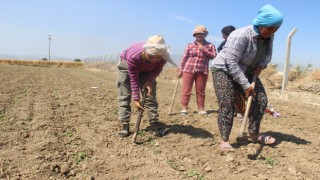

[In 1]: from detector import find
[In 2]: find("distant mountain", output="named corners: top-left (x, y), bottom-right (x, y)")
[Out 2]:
top-left (0, 54), bottom-right (74, 61)
top-left (0, 54), bottom-right (17, 59)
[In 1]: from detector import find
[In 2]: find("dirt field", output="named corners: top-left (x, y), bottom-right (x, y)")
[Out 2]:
top-left (0, 64), bottom-right (319, 180)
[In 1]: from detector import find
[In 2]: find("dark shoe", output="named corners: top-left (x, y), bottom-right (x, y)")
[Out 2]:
top-left (150, 121), bottom-right (161, 131)
top-left (118, 123), bottom-right (130, 138)
top-left (150, 122), bottom-right (170, 137)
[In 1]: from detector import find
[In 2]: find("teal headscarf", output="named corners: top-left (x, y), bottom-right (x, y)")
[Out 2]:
top-left (253, 4), bottom-right (283, 27)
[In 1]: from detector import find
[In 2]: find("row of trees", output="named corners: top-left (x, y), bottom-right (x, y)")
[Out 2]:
top-left (40, 58), bottom-right (82, 62)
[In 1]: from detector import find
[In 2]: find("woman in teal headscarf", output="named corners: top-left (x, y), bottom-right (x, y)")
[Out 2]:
top-left (210, 4), bottom-right (283, 151)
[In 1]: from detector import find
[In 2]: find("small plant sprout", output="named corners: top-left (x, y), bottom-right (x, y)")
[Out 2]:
top-left (265, 156), bottom-right (275, 166)
top-left (166, 159), bottom-right (178, 170)
top-left (138, 130), bottom-right (146, 137)
top-left (187, 170), bottom-right (205, 179)
top-left (71, 152), bottom-right (87, 163)
top-left (65, 129), bottom-right (74, 137)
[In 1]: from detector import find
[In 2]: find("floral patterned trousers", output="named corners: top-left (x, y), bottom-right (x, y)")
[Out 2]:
top-left (212, 70), bottom-right (268, 141)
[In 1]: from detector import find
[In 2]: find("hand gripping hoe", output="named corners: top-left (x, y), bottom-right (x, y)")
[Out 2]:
top-left (132, 89), bottom-right (148, 144)
top-left (237, 74), bottom-right (257, 142)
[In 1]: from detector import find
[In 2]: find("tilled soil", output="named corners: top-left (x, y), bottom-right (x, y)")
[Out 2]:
top-left (0, 65), bottom-right (319, 180)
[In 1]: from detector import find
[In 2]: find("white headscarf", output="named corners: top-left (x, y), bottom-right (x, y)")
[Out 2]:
top-left (143, 35), bottom-right (167, 55)
top-left (143, 35), bottom-right (179, 68)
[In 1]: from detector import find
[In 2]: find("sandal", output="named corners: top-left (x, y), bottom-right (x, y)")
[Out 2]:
top-left (198, 111), bottom-right (208, 116)
top-left (180, 110), bottom-right (188, 116)
top-left (257, 134), bottom-right (275, 145)
top-left (248, 134), bottom-right (275, 145)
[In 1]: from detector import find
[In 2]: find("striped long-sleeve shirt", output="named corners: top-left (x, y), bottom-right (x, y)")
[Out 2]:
top-left (120, 42), bottom-right (166, 101)
top-left (180, 40), bottom-right (216, 74)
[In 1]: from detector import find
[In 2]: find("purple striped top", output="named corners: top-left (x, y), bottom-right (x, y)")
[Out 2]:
top-left (120, 42), bottom-right (166, 101)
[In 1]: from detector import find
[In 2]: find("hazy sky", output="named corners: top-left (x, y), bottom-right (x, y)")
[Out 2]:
top-left (1, 0), bottom-right (320, 67)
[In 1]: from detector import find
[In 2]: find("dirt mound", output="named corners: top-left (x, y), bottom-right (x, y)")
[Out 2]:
top-left (287, 69), bottom-right (320, 94)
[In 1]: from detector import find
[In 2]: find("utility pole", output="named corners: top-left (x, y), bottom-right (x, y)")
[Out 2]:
top-left (48, 35), bottom-right (52, 61)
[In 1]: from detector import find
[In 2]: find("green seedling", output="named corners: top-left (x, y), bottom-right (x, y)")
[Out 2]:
top-left (138, 130), bottom-right (146, 137)
top-left (166, 160), bottom-right (178, 170)
top-left (0, 125), bottom-right (5, 131)
top-left (111, 108), bottom-right (118, 115)
top-left (71, 151), bottom-right (87, 163)
top-left (0, 114), bottom-right (4, 121)
top-left (188, 170), bottom-right (205, 180)
top-left (65, 129), bottom-right (74, 137)
top-left (149, 139), bottom-right (156, 145)
top-left (1, 159), bottom-right (10, 166)
top-left (265, 156), bottom-right (275, 166)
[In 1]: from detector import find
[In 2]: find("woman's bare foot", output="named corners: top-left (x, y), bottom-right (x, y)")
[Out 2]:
top-left (220, 141), bottom-right (234, 151)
